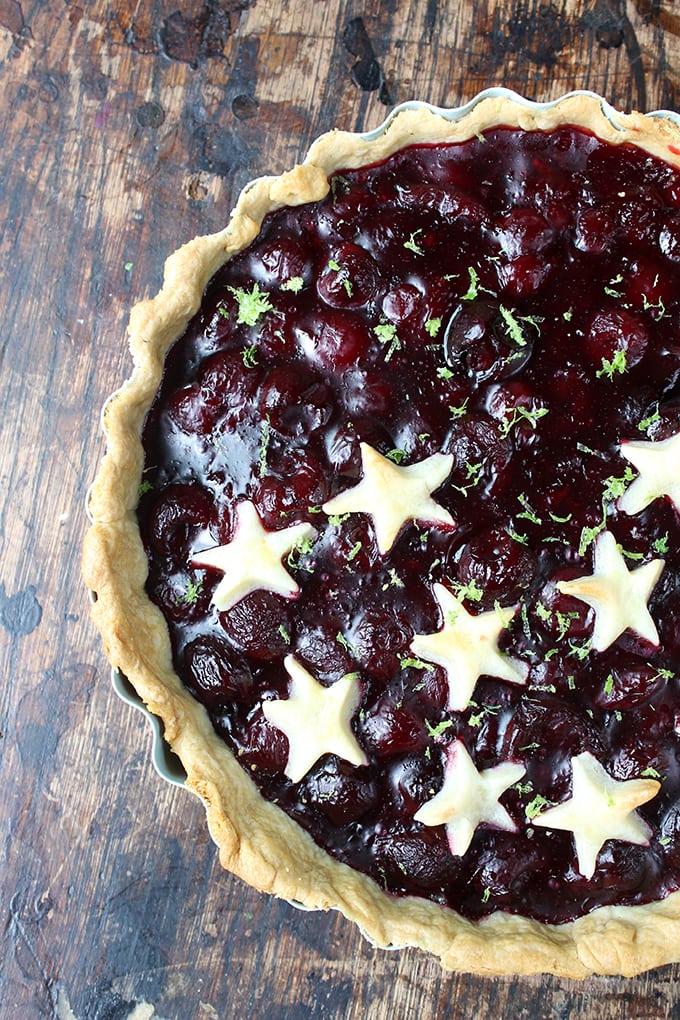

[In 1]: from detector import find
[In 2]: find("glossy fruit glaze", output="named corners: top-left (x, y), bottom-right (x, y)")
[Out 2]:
top-left (139, 126), bottom-right (680, 923)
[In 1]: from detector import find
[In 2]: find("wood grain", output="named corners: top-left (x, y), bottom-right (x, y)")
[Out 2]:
top-left (2, 0), bottom-right (680, 1016)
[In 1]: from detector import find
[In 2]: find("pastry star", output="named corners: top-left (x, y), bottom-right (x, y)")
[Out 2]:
top-left (322, 442), bottom-right (454, 555)
top-left (415, 740), bottom-right (525, 856)
top-left (619, 430), bottom-right (680, 515)
top-left (410, 583), bottom-right (529, 711)
top-left (191, 500), bottom-right (315, 612)
top-left (533, 751), bottom-right (660, 879)
top-left (262, 655), bottom-right (367, 783)
top-left (556, 530), bottom-right (663, 651)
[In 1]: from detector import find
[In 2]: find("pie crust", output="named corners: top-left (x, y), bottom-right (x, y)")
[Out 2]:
top-left (83, 91), bottom-right (680, 977)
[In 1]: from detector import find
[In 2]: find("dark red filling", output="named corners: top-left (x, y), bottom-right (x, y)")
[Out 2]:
top-left (139, 126), bottom-right (680, 924)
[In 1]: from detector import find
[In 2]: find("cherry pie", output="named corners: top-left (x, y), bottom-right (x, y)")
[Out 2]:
top-left (83, 92), bottom-right (680, 976)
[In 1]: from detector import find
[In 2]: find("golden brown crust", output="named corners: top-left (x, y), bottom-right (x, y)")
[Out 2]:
top-left (83, 91), bottom-right (680, 977)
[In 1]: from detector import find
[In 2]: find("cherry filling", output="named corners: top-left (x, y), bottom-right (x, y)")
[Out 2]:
top-left (139, 126), bottom-right (680, 924)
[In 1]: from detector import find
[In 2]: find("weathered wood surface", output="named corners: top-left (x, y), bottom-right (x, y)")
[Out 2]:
top-left (2, 1), bottom-right (680, 1017)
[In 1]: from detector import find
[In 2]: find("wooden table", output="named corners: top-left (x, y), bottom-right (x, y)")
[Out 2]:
top-left (2, 1), bottom-right (680, 1016)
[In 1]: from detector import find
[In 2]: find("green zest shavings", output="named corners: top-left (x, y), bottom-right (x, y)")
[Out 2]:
top-left (449, 397), bottom-right (469, 420)
top-left (461, 264), bottom-right (497, 301)
top-left (602, 468), bottom-right (636, 502)
top-left (336, 631), bottom-right (359, 658)
top-left (499, 405), bottom-right (549, 438)
top-left (330, 175), bottom-right (351, 200)
top-left (449, 578), bottom-right (484, 604)
top-left (638, 404), bottom-right (661, 432)
top-left (177, 577), bottom-right (203, 605)
top-left (499, 305), bottom-right (527, 345)
top-left (347, 540), bottom-right (362, 562)
top-left (425, 718), bottom-right (454, 739)
top-left (426, 317), bottom-right (442, 337)
top-left (327, 259), bottom-right (353, 296)
top-left (555, 610), bottom-right (579, 641)
top-left (577, 467), bottom-right (636, 556)
top-left (241, 344), bottom-right (259, 368)
top-left (526, 795), bottom-right (553, 820)
top-left (228, 282), bottom-right (273, 326)
top-left (382, 567), bottom-right (405, 591)
top-left (517, 493), bottom-right (542, 526)
top-left (400, 655), bottom-right (434, 671)
top-left (386, 448), bottom-right (408, 464)
top-left (452, 460), bottom-right (483, 496)
top-left (653, 533), bottom-right (669, 555)
top-left (287, 535), bottom-right (316, 571)
top-left (461, 266), bottom-right (481, 301)
top-left (281, 275), bottom-right (304, 293)
top-left (498, 306), bottom-right (543, 347)
top-left (596, 348), bottom-right (627, 380)
top-left (403, 229), bottom-right (424, 255)
top-left (535, 601), bottom-right (552, 624)
top-left (568, 638), bottom-right (592, 661)
top-left (578, 522), bottom-right (603, 558)
top-left (617, 544), bottom-right (644, 561)
top-left (508, 526), bottom-right (529, 546)
top-left (327, 511), bottom-right (351, 527)
top-left (514, 780), bottom-right (534, 795)
top-left (604, 273), bottom-right (624, 298)
top-left (374, 322), bottom-right (401, 361)
top-left (642, 293), bottom-right (666, 318)
top-left (446, 604), bottom-right (462, 626)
